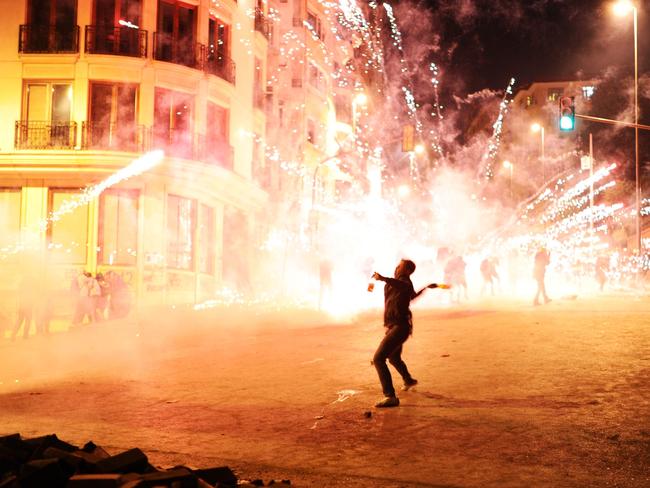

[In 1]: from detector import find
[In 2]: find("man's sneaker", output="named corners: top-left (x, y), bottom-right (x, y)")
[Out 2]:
top-left (375, 396), bottom-right (400, 408)
top-left (402, 379), bottom-right (418, 391)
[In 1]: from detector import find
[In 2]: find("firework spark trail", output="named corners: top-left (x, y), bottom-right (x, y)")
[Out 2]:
top-left (481, 77), bottom-right (515, 180)
top-left (384, 3), bottom-right (424, 139)
top-left (40, 150), bottom-right (164, 231)
top-left (428, 62), bottom-right (444, 159)
top-left (541, 164), bottom-right (617, 224)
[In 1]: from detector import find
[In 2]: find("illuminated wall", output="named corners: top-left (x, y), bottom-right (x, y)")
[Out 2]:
top-left (0, 0), bottom-right (269, 327)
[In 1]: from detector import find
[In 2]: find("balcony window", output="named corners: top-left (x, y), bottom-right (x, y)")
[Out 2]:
top-left (198, 204), bottom-right (215, 274)
top-left (16, 82), bottom-right (76, 149)
top-left (306, 11), bottom-right (323, 39)
top-left (21, 0), bottom-right (78, 53)
top-left (547, 88), bottom-right (563, 102)
top-left (48, 190), bottom-right (89, 264)
top-left (154, 88), bottom-right (194, 159)
top-left (308, 63), bottom-right (326, 91)
top-left (99, 189), bottom-right (139, 266)
top-left (87, 0), bottom-right (145, 56)
top-left (206, 17), bottom-right (235, 83)
top-left (254, 8), bottom-right (270, 38)
top-left (167, 194), bottom-right (195, 270)
top-left (85, 82), bottom-right (139, 151)
top-left (154, 0), bottom-right (202, 69)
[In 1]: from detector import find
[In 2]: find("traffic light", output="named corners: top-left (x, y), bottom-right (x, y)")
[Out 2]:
top-left (558, 96), bottom-right (575, 131)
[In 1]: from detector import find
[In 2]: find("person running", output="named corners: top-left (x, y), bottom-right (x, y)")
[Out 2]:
top-left (371, 259), bottom-right (440, 408)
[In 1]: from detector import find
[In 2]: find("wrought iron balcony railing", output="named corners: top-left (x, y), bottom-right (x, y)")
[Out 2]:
top-left (81, 122), bottom-right (149, 152)
top-left (153, 33), bottom-right (204, 70)
top-left (85, 25), bottom-right (147, 57)
top-left (15, 120), bottom-right (78, 149)
top-left (19, 24), bottom-right (79, 53)
top-left (254, 9), bottom-right (271, 39)
top-left (204, 54), bottom-right (236, 84)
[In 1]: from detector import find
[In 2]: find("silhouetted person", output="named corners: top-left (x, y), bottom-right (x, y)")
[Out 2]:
top-left (95, 273), bottom-right (110, 321)
top-left (371, 259), bottom-right (440, 408)
top-left (318, 259), bottom-right (333, 310)
top-left (12, 273), bottom-right (37, 340)
top-left (106, 271), bottom-right (130, 319)
top-left (72, 272), bottom-right (96, 325)
top-left (480, 257), bottom-right (498, 296)
top-left (445, 255), bottom-right (468, 302)
top-left (595, 255), bottom-right (609, 292)
top-left (36, 276), bottom-right (53, 335)
top-left (533, 248), bottom-right (551, 306)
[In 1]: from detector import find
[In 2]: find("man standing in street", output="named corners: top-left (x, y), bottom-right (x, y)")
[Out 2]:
top-left (533, 248), bottom-right (551, 306)
top-left (371, 259), bottom-right (440, 408)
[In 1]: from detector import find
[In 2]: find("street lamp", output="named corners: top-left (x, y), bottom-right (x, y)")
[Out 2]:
top-left (613, 0), bottom-right (641, 253)
top-left (503, 160), bottom-right (514, 203)
top-left (531, 122), bottom-right (545, 184)
top-left (352, 92), bottom-right (367, 133)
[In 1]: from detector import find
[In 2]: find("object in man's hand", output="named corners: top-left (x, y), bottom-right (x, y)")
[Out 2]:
top-left (367, 282), bottom-right (375, 292)
top-left (437, 283), bottom-right (451, 289)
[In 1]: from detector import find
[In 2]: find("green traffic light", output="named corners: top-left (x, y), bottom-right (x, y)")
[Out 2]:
top-left (560, 115), bottom-right (575, 131)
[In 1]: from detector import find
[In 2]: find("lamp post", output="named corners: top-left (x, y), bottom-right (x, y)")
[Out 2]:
top-left (503, 160), bottom-right (514, 203)
top-left (352, 92), bottom-right (367, 134)
top-left (531, 122), bottom-right (545, 184)
top-left (613, 0), bottom-right (641, 252)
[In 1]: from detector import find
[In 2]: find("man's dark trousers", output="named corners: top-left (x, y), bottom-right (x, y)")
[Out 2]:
top-left (373, 324), bottom-right (414, 397)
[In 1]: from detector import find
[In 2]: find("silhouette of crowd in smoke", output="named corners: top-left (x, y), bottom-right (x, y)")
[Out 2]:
top-left (8, 268), bottom-right (131, 341)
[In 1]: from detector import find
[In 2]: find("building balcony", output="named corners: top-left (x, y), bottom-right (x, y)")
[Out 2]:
top-left (197, 136), bottom-right (234, 170)
top-left (15, 120), bottom-right (77, 149)
top-left (254, 10), bottom-right (270, 39)
top-left (19, 24), bottom-right (80, 54)
top-left (205, 54), bottom-right (236, 84)
top-left (81, 122), bottom-right (149, 152)
top-left (84, 25), bottom-right (147, 58)
top-left (153, 33), bottom-right (205, 70)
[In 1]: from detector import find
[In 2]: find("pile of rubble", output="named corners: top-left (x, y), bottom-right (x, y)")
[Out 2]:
top-left (0, 433), bottom-right (291, 487)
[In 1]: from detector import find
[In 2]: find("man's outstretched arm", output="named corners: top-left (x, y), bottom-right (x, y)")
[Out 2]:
top-left (372, 272), bottom-right (412, 291)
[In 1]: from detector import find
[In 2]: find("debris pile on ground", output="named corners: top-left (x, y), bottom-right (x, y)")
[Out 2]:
top-left (0, 433), bottom-right (291, 487)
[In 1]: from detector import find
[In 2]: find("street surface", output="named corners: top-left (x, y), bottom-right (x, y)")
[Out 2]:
top-left (1, 295), bottom-right (650, 487)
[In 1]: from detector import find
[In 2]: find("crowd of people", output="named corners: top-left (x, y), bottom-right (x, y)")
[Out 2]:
top-left (434, 246), bottom-right (622, 306)
top-left (7, 269), bottom-right (131, 340)
top-left (70, 270), bottom-right (131, 326)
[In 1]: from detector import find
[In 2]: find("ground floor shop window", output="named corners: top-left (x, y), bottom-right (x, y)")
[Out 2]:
top-left (167, 194), bottom-right (195, 270)
top-left (198, 204), bottom-right (215, 274)
top-left (99, 189), bottom-right (139, 265)
top-left (0, 189), bottom-right (21, 256)
top-left (48, 190), bottom-right (89, 264)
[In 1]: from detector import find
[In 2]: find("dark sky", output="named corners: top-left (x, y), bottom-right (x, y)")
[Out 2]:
top-left (421, 0), bottom-right (650, 93)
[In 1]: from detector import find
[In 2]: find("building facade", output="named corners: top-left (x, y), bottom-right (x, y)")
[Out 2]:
top-left (0, 0), bottom-right (270, 325)
top-left (264, 0), bottom-right (360, 212)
